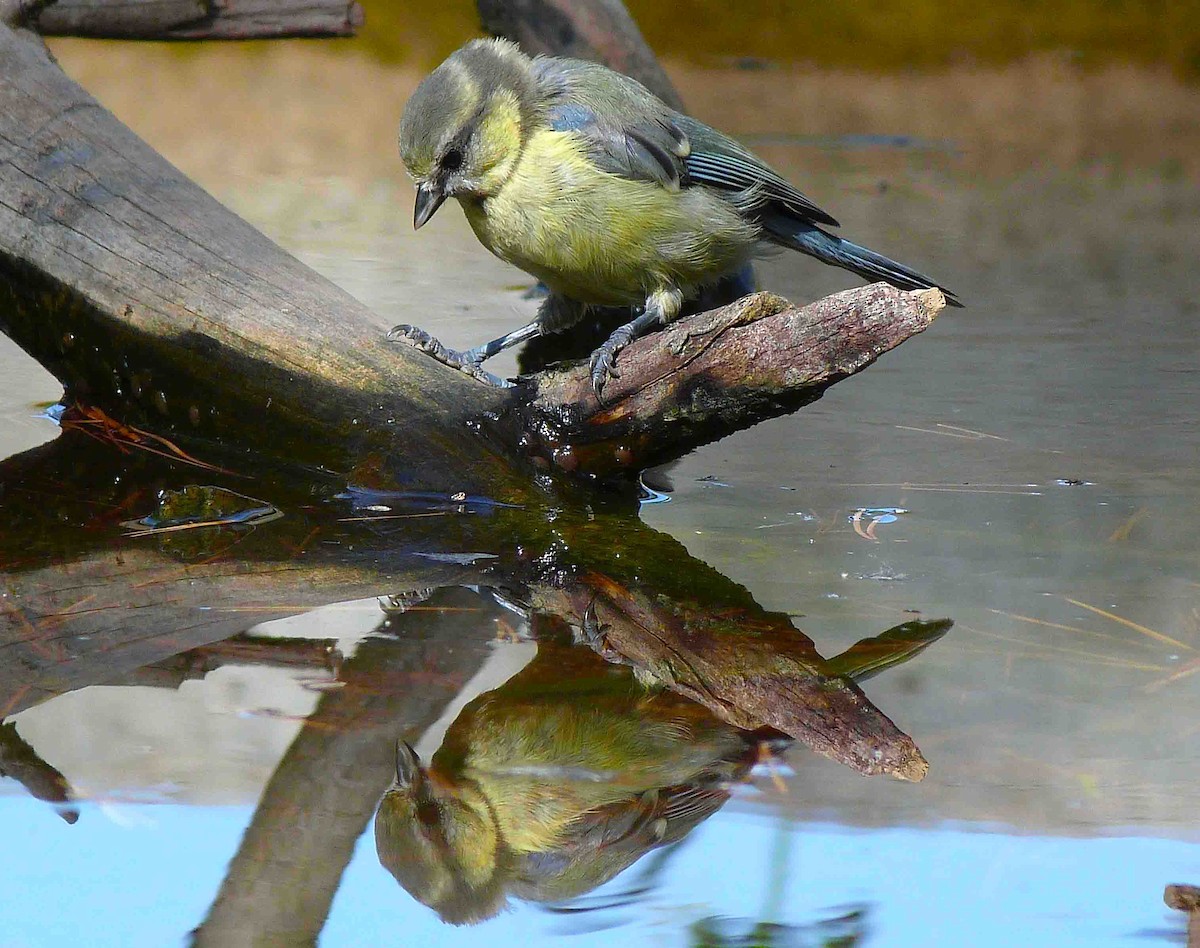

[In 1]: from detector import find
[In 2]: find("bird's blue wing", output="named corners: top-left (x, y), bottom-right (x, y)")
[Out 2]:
top-left (536, 57), bottom-right (691, 191)
top-left (534, 57), bottom-right (838, 226)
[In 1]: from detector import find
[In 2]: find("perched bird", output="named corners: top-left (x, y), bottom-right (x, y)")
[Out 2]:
top-left (394, 38), bottom-right (959, 394)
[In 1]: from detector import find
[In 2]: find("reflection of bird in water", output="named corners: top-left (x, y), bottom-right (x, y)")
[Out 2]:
top-left (374, 638), bottom-right (769, 924)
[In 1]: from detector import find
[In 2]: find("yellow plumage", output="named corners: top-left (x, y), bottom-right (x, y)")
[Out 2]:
top-left (463, 126), bottom-right (758, 308)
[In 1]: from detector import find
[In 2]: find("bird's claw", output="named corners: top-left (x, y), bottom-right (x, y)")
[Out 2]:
top-left (387, 325), bottom-right (513, 388)
top-left (588, 330), bottom-right (632, 398)
top-left (578, 599), bottom-right (612, 650)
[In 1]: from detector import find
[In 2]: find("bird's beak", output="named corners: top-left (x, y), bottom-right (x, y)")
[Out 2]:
top-left (395, 740), bottom-right (422, 789)
top-left (413, 181), bottom-right (447, 230)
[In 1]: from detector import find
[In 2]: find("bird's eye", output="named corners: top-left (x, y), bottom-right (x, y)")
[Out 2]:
top-left (442, 147), bottom-right (463, 171)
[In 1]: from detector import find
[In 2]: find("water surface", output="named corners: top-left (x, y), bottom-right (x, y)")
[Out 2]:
top-left (0, 41), bottom-right (1197, 947)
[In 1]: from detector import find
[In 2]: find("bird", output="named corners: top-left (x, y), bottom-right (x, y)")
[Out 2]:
top-left (396, 39), bottom-right (964, 393)
top-left (393, 38), bottom-right (960, 395)
top-left (374, 636), bottom-right (765, 924)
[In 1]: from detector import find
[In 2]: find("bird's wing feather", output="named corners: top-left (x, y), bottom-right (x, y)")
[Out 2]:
top-left (674, 115), bottom-right (838, 226)
top-left (532, 57), bottom-right (838, 226)
top-left (535, 57), bottom-right (690, 190)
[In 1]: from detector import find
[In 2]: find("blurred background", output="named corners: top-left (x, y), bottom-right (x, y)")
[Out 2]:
top-left (1, 3), bottom-right (1198, 945)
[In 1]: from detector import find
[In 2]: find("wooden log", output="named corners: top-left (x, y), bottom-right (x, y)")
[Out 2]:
top-left (0, 24), bottom-right (535, 496)
top-left (27, 0), bottom-right (363, 39)
top-left (514, 287), bottom-right (944, 478)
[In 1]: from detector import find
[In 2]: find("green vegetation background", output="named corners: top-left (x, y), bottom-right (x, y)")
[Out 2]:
top-left (358, 0), bottom-right (1200, 76)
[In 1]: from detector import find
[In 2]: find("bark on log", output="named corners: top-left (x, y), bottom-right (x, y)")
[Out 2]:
top-left (515, 287), bottom-right (944, 477)
top-left (25, 0), bottom-right (363, 39)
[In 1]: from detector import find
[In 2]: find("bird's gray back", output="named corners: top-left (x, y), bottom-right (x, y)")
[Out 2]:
top-left (530, 55), bottom-right (838, 227)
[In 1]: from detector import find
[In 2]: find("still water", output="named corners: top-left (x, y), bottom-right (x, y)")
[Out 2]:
top-left (1, 39), bottom-right (1198, 947)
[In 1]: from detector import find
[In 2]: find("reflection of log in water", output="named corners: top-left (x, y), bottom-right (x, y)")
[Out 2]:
top-left (0, 414), bottom-right (949, 941)
top-left (0, 432), bottom-right (949, 936)
top-left (192, 590), bottom-right (498, 946)
top-left (543, 577), bottom-right (937, 780)
top-left (113, 634), bottom-right (342, 692)
top-left (0, 721), bottom-right (77, 823)
top-left (375, 608), bottom-right (949, 925)
top-left (1166, 885), bottom-right (1200, 948)
top-left (0, 435), bottom-right (487, 720)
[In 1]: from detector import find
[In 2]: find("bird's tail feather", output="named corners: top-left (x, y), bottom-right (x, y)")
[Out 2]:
top-left (764, 216), bottom-right (962, 307)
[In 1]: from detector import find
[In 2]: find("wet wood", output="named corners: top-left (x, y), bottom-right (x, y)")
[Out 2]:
top-left (23, 0), bottom-right (363, 39)
top-left (0, 24), bottom-right (528, 498)
top-left (518, 287), bottom-right (945, 477)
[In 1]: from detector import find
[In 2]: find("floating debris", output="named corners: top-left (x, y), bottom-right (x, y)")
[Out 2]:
top-left (121, 485), bottom-right (281, 536)
top-left (850, 506), bottom-right (908, 540)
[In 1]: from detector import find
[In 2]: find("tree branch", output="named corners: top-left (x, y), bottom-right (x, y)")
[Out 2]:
top-left (513, 286), bottom-right (944, 477)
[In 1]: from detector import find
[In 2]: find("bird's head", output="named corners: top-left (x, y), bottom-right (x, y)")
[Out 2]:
top-left (398, 38), bottom-right (538, 228)
top-left (374, 741), bottom-right (511, 925)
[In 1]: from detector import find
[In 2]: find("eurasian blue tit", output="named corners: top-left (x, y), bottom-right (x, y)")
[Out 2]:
top-left (394, 38), bottom-right (960, 393)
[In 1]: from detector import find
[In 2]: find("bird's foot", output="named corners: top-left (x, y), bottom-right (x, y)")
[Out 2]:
top-left (578, 599), bottom-right (612, 651)
top-left (387, 325), bottom-right (513, 388)
top-left (588, 325), bottom-right (636, 397)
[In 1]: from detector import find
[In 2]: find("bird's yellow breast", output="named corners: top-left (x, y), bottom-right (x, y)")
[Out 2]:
top-left (460, 127), bottom-right (758, 306)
